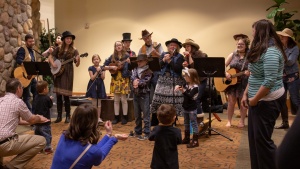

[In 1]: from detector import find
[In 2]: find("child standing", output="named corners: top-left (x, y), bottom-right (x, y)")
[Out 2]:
top-left (175, 68), bottom-right (200, 148)
top-left (149, 104), bottom-right (182, 169)
top-left (129, 54), bottom-right (153, 140)
top-left (32, 81), bottom-right (53, 154)
top-left (86, 54), bottom-right (107, 123)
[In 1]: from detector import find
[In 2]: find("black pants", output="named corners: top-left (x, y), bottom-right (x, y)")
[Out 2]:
top-left (248, 94), bottom-right (285, 169)
top-left (56, 94), bottom-right (70, 116)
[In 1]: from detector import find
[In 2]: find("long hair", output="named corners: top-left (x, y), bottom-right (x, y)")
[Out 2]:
top-left (187, 68), bottom-right (200, 85)
top-left (247, 19), bottom-right (286, 63)
top-left (64, 103), bottom-right (100, 145)
top-left (112, 41), bottom-right (126, 62)
top-left (58, 38), bottom-right (75, 59)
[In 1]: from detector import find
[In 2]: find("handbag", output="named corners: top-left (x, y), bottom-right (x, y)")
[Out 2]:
top-left (69, 143), bottom-right (92, 169)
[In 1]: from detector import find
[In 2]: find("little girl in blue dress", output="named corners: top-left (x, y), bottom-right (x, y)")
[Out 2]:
top-left (86, 54), bottom-right (107, 122)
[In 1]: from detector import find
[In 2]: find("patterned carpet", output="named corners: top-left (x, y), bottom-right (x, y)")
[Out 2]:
top-left (4, 109), bottom-right (292, 169)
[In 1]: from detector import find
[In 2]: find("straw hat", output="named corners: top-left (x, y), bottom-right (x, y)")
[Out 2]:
top-left (277, 28), bottom-right (296, 42)
top-left (233, 34), bottom-right (248, 40)
top-left (182, 38), bottom-right (200, 50)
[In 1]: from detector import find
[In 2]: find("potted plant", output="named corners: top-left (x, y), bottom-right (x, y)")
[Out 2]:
top-left (266, 0), bottom-right (300, 43)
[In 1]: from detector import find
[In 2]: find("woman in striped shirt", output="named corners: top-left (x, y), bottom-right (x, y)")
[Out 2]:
top-left (241, 19), bottom-right (287, 169)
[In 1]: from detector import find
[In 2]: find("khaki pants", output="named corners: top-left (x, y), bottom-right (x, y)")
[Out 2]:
top-left (0, 134), bottom-right (46, 169)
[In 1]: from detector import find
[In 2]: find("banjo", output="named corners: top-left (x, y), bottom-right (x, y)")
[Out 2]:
top-left (51, 53), bottom-right (88, 76)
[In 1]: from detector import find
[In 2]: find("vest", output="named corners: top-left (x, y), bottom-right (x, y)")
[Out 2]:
top-left (22, 45), bottom-right (37, 62)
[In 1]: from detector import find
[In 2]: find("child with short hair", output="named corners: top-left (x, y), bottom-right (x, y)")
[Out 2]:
top-left (175, 68), bottom-right (200, 148)
top-left (86, 54), bottom-right (107, 123)
top-left (129, 54), bottom-right (153, 140)
top-left (149, 104), bottom-right (182, 169)
top-left (32, 80), bottom-right (53, 154)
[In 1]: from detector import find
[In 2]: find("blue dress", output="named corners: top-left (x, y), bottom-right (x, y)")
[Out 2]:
top-left (86, 66), bottom-right (107, 99)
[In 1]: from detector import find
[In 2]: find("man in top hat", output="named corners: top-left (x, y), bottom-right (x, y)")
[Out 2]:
top-left (122, 33), bottom-right (136, 57)
top-left (15, 34), bottom-right (42, 112)
top-left (138, 29), bottom-right (164, 102)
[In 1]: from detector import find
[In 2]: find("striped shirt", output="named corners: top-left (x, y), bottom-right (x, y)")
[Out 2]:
top-left (248, 47), bottom-right (284, 99)
top-left (0, 93), bottom-right (32, 141)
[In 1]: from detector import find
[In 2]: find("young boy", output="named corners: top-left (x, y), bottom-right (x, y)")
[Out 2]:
top-left (129, 54), bottom-right (153, 140)
top-left (149, 104), bottom-right (182, 169)
top-left (33, 80), bottom-right (53, 154)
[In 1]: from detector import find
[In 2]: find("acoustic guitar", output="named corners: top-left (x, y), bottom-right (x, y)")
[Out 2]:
top-left (214, 68), bottom-right (245, 92)
top-left (51, 53), bottom-right (88, 76)
top-left (13, 66), bottom-right (36, 88)
top-left (109, 59), bottom-right (128, 75)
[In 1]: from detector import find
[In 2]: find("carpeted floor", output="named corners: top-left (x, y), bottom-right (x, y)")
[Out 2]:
top-left (6, 107), bottom-right (294, 169)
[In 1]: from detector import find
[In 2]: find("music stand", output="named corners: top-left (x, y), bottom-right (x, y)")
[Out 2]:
top-left (23, 62), bottom-right (52, 81)
top-left (194, 57), bottom-right (233, 141)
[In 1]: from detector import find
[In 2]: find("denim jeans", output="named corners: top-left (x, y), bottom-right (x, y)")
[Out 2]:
top-left (183, 109), bottom-right (198, 133)
top-left (34, 125), bottom-right (52, 149)
top-left (287, 79), bottom-right (300, 114)
top-left (22, 78), bottom-right (37, 112)
top-left (196, 79), bottom-right (207, 114)
top-left (133, 93), bottom-right (150, 135)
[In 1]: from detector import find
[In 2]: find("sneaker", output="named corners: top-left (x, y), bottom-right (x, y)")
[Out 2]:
top-left (137, 135), bottom-right (149, 141)
top-left (98, 118), bottom-right (103, 123)
top-left (43, 148), bottom-right (54, 154)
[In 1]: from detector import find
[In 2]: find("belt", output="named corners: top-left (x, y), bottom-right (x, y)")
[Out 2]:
top-left (0, 135), bottom-right (15, 145)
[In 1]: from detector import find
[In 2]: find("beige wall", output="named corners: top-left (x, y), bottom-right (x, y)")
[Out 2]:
top-left (54, 0), bottom-right (300, 94)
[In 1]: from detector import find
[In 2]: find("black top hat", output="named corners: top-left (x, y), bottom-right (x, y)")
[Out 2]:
top-left (165, 38), bottom-right (182, 49)
top-left (139, 29), bottom-right (153, 40)
top-left (122, 33), bottom-right (132, 42)
top-left (61, 31), bottom-right (76, 40)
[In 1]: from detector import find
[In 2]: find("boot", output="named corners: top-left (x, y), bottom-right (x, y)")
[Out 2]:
top-left (112, 115), bottom-right (119, 124)
top-left (275, 121), bottom-right (289, 129)
top-left (54, 112), bottom-right (62, 123)
top-left (187, 134), bottom-right (199, 148)
top-left (65, 112), bottom-right (70, 123)
top-left (182, 130), bottom-right (190, 144)
top-left (121, 115), bottom-right (128, 125)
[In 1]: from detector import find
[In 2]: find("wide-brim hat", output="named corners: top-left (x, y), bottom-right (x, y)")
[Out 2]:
top-left (132, 54), bottom-right (153, 62)
top-left (122, 32), bottom-right (132, 42)
top-left (277, 28), bottom-right (296, 42)
top-left (182, 38), bottom-right (200, 50)
top-left (139, 29), bottom-right (153, 40)
top-left (165, 38), bottom-right (182, 49)
top-left (233, 34), bottom-right (248, 40)
top-left (61, 31), bottom-right (75, 40)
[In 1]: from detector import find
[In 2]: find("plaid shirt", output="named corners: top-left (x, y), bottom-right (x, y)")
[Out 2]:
top-left (0, 93), bottom-right (32, 141)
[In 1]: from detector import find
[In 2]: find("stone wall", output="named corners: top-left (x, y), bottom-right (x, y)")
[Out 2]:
top-left (0, 0), bottom-right (41, 95)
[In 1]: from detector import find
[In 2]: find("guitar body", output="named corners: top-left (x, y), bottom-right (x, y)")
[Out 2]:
top-left (109, 60), bottom-right (127, 75)
top-left (13, 66), bottom-right (36, 88)
top-left (108, 62), bottom-right (118, 75)
top-left (214, 68), bottom-right (238, 92)
top-left (51, 59), bottom-right (62, 76)
top-left (50, 53), bottom-right (88, 76)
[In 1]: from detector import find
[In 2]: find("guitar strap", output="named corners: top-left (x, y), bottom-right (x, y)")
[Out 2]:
top-left (240, 55), bottom-right (247, 71)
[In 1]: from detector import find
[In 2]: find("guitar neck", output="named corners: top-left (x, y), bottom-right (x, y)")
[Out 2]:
top-left (231, 71), bottom-right (245, 78)
top-left (61, 57), bottom-right (75, 65)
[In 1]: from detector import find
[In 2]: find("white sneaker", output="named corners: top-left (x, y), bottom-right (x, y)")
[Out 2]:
top-left (98, 118), bottom-right (103, 123)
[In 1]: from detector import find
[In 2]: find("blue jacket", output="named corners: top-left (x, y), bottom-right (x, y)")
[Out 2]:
top-left (103, 54), bottom-right (130, 78)
top-left (159, 52), bottom-right (184, 78)
top-left (284, 45), bottom-right (299, 75)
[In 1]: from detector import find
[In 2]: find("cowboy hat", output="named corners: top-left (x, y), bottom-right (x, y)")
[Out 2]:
top-left (139, 29), bottom-right (153, 40)
top-left (165, 38), bottom-right (182, 49)
top-left (132, 54), bottom-right (153, 62)
top-left (277, 28), bottom-right (296, 42)
top-left (122, 33), bottom-right (132, 42)
top-left (182, 38), bottom-right (200, 50)
top-left (61, 31), bottom-right (75, 40)
top-left (233, 34), bottom-right (248, 40)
